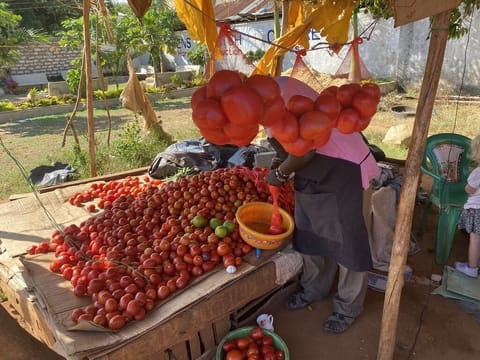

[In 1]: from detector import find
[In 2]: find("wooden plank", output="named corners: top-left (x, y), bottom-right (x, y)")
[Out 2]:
top-left (188, 332), bottom-right (202, 360)
top-left (213, 316), bottom-right (231, 344)
top-left (168, 341), bottom-right (189, 360)
top-left (198, 323), bottom-right (216, 354)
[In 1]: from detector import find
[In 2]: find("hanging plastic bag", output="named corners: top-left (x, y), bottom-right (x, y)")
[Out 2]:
top-left (334, 37), bottom-right (372, 83)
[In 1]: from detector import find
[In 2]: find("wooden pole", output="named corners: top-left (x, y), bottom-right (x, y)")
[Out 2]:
top-left (83, 0), bottom-right (97, 176)
top-left (376, 10), bottom-right (452, 360)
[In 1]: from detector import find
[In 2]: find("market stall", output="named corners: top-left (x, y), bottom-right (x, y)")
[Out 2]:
top-left (0, 172), bottom-right (301, 359)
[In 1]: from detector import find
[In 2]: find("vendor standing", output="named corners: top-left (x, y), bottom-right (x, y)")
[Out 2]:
top-left (266, 126), bottom-right (379, 334)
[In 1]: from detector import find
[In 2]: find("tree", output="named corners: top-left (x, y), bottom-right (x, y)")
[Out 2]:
top-left (4, 0), bottom-right (82, 35)
top-left (0, 2), bottom-right (47, 68)
top-left (357, 0), bottom-right (480, 39)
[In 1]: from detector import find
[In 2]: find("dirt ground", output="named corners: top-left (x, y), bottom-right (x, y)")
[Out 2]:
top-left (1, 198), bottom-right (479, 359)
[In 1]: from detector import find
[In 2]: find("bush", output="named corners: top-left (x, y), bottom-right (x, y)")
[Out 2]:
top-left (0, 101), bottom-right (15, 111)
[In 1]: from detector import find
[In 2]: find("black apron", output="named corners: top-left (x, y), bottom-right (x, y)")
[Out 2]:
top-left (293, 154), bottom-right (372, 272)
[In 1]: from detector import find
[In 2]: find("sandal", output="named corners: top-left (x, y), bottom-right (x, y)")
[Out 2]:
top-left (285, 292), bottom-right (311, 310)
top-left (323, 312), bottom-right (355, 334)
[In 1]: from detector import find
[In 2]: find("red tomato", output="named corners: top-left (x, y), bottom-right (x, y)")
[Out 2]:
top-left (245, 74), bottom-right (281, 103)
top-left (199, 127), bottom-right (230, 146)
top-left (108, 314), bottom-right (126, 330)
top-left (223, 340), bottom-right (237, 353)
top-left (355, 116), bottom-right (372, 132)
top-left (260, 96), bottom-right (286, 127)
top-left (287, 94), bottom-right (314, 117)
top-left (270, 111), bottom-right (299, 143)
top-left (192, 99), bottom-right (228, 129)
top-left (225, 349), bottom-right (243, 360)
top-left (336, 83), bottom-right (361, 107)
top-left (337, 108), bottom-right (361, 134)
top-left (320, 85), bottom-right (339, 97)
top-left (250, 327), bottom-right (264, 340)
top-left (224, 122), bottom-right (259, 146)
top-left (298, 110), bottom-right (333, 141)
top-left (221, 85), bottom-right (264, 125)
top-left (361, 82), bottom-right (381, 102)
top-left (314, 94), bottom-right (341, 122)
top-left (190, 85), bottom-right (207, 110)
top-left (281, 136), bottom-right (313, 156)
top-left (236, 336), bottom-right (251, 350)
top-left (352, 90), bottom-right (378, 118)
top-left (206, 70), bottom-right (243, 99)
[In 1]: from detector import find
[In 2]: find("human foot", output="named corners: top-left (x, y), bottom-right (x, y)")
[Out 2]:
top-left (323, 312), bottom-right (355, 334)
top-left (285, 292), bottom-right (311, 310)
top-left (454, 262), bottom-right (479, 278)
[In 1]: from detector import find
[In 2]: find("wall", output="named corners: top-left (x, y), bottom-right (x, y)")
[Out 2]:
top-left (9, 42), bottom-right (81, 80)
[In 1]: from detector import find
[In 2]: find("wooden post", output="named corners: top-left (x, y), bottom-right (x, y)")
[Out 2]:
top-left (376, 10), bottom-right (452, 360)
top-left (83, 0), bottom-right (97, 177)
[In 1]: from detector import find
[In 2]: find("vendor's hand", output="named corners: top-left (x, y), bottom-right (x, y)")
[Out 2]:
top-left (265, 169), bottom-right (284, 187)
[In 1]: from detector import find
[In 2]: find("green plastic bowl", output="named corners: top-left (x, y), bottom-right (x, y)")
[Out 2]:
top-left (215, 326), bottom-right (290, 360)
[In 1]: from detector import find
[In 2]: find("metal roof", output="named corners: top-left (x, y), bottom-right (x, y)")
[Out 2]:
top-left (214, 0), bottom-right (275, 23)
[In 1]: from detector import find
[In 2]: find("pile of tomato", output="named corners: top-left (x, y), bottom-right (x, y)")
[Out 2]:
top-left (29, 167), bottom-right (294, 331)
top-left (190, 69), bottom-right (381, 156)
top-left (222, 327), bottom-right (286, 360)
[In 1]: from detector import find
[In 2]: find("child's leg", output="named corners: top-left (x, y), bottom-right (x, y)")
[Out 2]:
top-left (468, 232), bottom-right (480, 268)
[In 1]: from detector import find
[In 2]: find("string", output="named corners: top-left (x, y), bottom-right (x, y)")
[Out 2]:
top-left (181, 0), bottom-right (378, 55)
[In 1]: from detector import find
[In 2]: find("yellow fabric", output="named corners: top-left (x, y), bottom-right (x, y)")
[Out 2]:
top-left (254, 1), bottom-right (356, 76)
top-left (175, 0), bottom-right (217, 54)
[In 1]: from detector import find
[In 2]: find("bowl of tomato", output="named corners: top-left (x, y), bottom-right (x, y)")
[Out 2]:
top-left (216, 326), bottom-right (289, 360)
top-left (235, 202), bottom-right (294, 250)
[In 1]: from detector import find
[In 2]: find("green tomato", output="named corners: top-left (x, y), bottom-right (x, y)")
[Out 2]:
top-left (192, 215), bottom-right (207, 228)
top-left (223, 220), bottom-right (235, 234)
top-left (214, 225), bottom-right (228, 238)
top-left (209, 218), bottom-right (222, 230)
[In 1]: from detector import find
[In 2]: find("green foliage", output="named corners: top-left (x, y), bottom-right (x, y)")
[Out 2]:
top-left (111, 121), bottom-right (168, 169)
top-left (66, 68), bottom-right (81, 94)
top-left (245, 49), bottom-right (266, 63)
top-left (93, 88), bottom-right (123, 100)
top-left (0, 3), bottom-right (47, 67)
top-left (7, 0), bottom-right (82, 35)
top-left (187, 44), bottom-right (208, 67)
top-left (170, 74), bottom-right (182, 87)
top-left (0, 101), bottom-right (15, 111)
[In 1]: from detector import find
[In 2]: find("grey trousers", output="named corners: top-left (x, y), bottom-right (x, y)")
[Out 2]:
top-left (300, 254), bottom-right (368, 318)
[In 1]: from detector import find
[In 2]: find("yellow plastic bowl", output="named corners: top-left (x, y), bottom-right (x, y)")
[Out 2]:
top-left (235, 201), bottom-right (294, 250)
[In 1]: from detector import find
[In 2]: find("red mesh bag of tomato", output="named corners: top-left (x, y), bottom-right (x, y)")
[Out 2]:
top-left (208, 23), bottom-right (256, 77)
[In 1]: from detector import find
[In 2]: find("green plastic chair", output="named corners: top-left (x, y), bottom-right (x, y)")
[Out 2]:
top-left (420, 133), bottom-right (471, 264)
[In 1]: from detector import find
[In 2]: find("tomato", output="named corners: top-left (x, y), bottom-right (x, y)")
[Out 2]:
top-left (336, 108), bottom-right (360, 134)
top-left (287, 94), bottom-right (314, 117)
top-left (225, 349), bottom-right (243, 360)
top-left (223, 340), bottom-right (237, 352)
top-left (206, 70), bottom-right (243, 99)
top-left (298, 110), bottom-right (333, 141)
top-left (192, 98), bottom-right (228, 129)
top-left (260, 96), bottom-right (286, 127)
top-left (245, 74), bottom-right (281, 103)
top-left (355, 116), bottom-right (372, 132)
top-left (223, 122), bottom-right (259, 147)
top-left (236, 336), bottom-right (251, 350)
top-left (269, 111), bottom-right (299, 143)
top-left (281, 135), bottom-right (313, 156)
top-left (314, 94), bottom-right (341, 122)
top-left (250, 327), bottom-right (264, 340)
top-left (108, 314), bottom-right (126, 330)
top-left (361, 82), bottom-right (381, 102)
top-left (190, 85), bottom-right (207, 110)
top-left (336, 83), bottom-right (361, 107)
top-left (275, 350), bottom-right (286, 360)
top-left (320, 85), bottom-right (338, 97)
top-left (199, 127), bottom-right (231, 146)
top-left (221, 84), bottom-right (263, 125)
top-left (352, 90), bottom-right (378, 118)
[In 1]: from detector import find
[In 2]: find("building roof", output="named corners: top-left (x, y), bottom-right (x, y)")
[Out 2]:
top-left (214, 0), bottom-right (275, 23)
